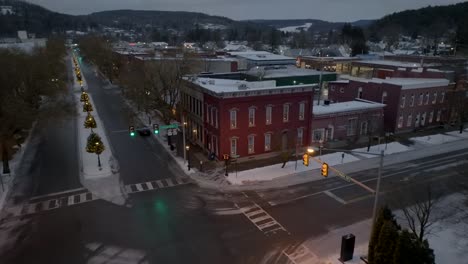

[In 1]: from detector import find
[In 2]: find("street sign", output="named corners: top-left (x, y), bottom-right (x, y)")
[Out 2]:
top-left (161, 124), bottom-right (178, 129)
top-left (172, 129), bottom-right (178, 135)
top-left (167, 129), bottom-right (173, 136)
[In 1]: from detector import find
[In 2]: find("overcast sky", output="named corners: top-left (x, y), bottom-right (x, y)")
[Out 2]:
top-left (27, 0), bottom-right (467, 21)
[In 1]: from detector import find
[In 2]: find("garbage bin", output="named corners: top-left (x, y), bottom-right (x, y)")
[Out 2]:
top-left (340, 234), bottom-right (355, 262)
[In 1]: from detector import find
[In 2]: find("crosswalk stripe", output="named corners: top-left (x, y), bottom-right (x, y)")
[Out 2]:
top-left (250, 215), bottom-right (271, 223)
top-left (156, 180), bottom-right (165, 188)
top-left (257, 220), bottom-right (278, 230)
top-left (68, 196), bottom-right (75, 205)
top-left (135, 184), bottom-right (143, 192)
top-left (245, 210), bottom-right (263, 218)
top-left (166, 179), bottom-right (174, 187)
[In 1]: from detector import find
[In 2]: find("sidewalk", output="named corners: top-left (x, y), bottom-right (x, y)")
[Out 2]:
top-left (73, 55), bottom-right (126, 205)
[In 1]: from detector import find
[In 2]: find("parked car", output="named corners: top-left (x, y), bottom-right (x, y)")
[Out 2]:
top-left (137, 127), bottom-right (151, 136)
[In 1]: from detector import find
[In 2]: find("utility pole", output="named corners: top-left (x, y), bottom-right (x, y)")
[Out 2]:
top-left (182, 114), bottom-right (187, 163)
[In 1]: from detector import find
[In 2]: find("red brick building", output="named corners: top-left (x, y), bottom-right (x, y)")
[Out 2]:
top-left (181, 78), bottom-right (314, 160)
top-left (311, 100), bottom-right (385, 147)
top-left (328, 77), bottom-right (452, 133)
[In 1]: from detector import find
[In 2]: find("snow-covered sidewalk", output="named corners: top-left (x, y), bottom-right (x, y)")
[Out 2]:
top-left (298, 193), bottom-right (468, 264)
top-left (224, 129), bottom-right (468, 187)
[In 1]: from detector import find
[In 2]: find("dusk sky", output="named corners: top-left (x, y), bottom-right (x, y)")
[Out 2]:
top-left (27, 0), bottom-right (467, 21)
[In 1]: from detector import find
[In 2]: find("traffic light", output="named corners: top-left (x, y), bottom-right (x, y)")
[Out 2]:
top-left (302, 153), bottom-right (309, 166)
top-left (223, 154), bottom-right (230, 161)
top-left (153, 124), bottom-right (159, 134)
top-left (129, 126), bottom-right (135, 137)
top-left (321, 163), bottom-right (329, 177)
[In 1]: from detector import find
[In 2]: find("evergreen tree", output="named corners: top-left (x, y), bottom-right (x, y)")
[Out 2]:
top-left (86, 132), bottom-right (105, 167)
top-left (374, 221), bottom-right (399, 264)
top-left (80, 92), bottom-right (89, 102)
top-left (369, 206), bottom-right (399, 263)
top-left (83, 101), bottom-right (93, 112)
top-left (393, 230), bottom-right (416, 264)
top-left (84, 113), bottom-right (97, 129)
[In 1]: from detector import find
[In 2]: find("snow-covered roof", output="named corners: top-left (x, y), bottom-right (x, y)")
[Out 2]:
top-left (313, 100), bottom-right (385, 116)
top-left (301, 56), bottom-right (359, 61)
top-left (356, 60), bottom-right (439, 68)
top-left (191, 77), bottom-right (311, 94)
top-left (247, 65), bottom-right (333, 78)
top-left (340, 75), bottom-right (450, 90)
top-left (228, 51), bottom-right (270, 56)
top-left (232, 52), bottom-right (295, 61)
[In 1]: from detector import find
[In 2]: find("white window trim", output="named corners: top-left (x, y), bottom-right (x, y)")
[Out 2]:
top-left (283, 104), bottom-right (290, 122)
top-left (440, 92), bottom-right (445, 103)
top-left (248, 107), bottom-right (256, 127)
top-left (425, 92), bottom-right (429, 105)
top-left (230, 137), bottom-right (237, 156)
top-left (432, 92), bottom-right (437, 104)
top-left (400, 95), bottom-right (406, 108)
top-left (407, 113), bottom-right (412, 127)
top-left (313, 128), bottom-right (325, 142)
top-left (410, 94), bottom-right (415, 107)
top-left (266, 105), bottom-right (272, 125)
top-left (398, 114), bottom-right (404, 128)
top-left (360, 121), bottom-right (368, 135)
top-left (297, 128), bottom-right (304, 146)
top-left (418, 93), bottom-right (423, 106)
top-left (248, 135), bottom-right (255, 154)
top-left (347, 118), bottom-right (357, 136)
top-left (429, 111), bottom-right (434, 123)
top-left (299, 102), bottom-right (305, 120)
top-left (230, 109), bottom-right (237, 129)
top-left (264, 133), bottom-right (272, 151)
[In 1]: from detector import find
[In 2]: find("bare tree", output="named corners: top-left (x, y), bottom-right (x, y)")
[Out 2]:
top-left (401, 186), bottom-right (440, 243)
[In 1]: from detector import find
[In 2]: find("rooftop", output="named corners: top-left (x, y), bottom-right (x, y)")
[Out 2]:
top-left (246, 65), bottom-right (333, 78)
top-left (355, 59), bottom-right (440, 68)
top-left (313, 100), bottom-right (385, 116)
top-left (340, 75), bottom-right (450, 90)
top-left (191, 77), bottom-right (311, 94)
top-left (232, 52), bottom-right (295, 61)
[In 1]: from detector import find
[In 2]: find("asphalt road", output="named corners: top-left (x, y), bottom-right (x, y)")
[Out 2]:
top-left (1, 55), bottom-right (467, 264)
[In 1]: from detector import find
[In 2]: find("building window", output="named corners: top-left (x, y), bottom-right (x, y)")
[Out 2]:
top-left (248, 135), bottom-right (255, 154)
top-left (360, 121), bottom-right (368, 135)
top-left (266, 106), bottom-right (272, 125)
top-left (400, 95), bottom-right (406, 108)
top-left (418, 93), bottom-right (423, 106)
top-left (398, 114), bottom-right (404, 128)
top-left (436, 110), bottom-right (442, 122)
top-left (440, 92), bottom-right (445, 103)
top-left (410, 94), bottom-right (415, 107)
top-left (340, 87), bottom-right (345, 93)
top-left (415, 112), bottom-right (420, 127)
top-left (313, 129), bottom-right (324, 142)
top-left (421, 112), bottom-right (426, 126)
top-left (230, 110), bottom-right (237, 129)
top-left (425, 92), bottom-right (429, 105)
top-left (264, 134), bottom-right (271, 151)
top-left (283, 104), bottom-right (289, 122)
top-left (407, 113), bottom-right (412, 127)
top-left (382, 91), bottom-right (388, 104)
top-left (429, 111), bottom-right (434, 123)
top-left (326, 126), bottom-right (334, 140)
top-left (210, 107), bottom-right (214, 126)
top-left (206, 105), bottom-right (210, 123)
top-left (248, 107), bottom-right (256, 127)
top-left (357, 87), bottom-right (363, 99)
top-left (347, 118), bottom-right (357, 136)
top-left (299, 102), bottom-right (305, 120)
top-left (215, 109), bottom-right (218, 128)
top-left (230, 138), bottom-right (237, 156)
top-left (297, 128), bottom-right (303, 146)
top-left (432, 92), bottom-right (437, 104)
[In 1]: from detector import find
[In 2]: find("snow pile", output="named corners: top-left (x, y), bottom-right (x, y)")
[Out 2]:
top-left (411, 134), bottom-right (460, 145)
top-left (445, 130), bottom-right (468, 139)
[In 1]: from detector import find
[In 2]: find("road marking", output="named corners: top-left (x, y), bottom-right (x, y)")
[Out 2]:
top-left (323, 190), bottom-right (347, 205)
top-left (283, 244), bottom-right (318, 264)
top-left (268, 155), bottom-right (468, 206)
top-left (235, 201), bottom-right (289, 236)
top-left (125, 178), bottom-right (191, 195)
top-left (30, 187), bottom-right (86, 201)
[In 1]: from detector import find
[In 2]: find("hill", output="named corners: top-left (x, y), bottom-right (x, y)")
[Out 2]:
top-left (368, 1), bottom-right (468, 44)
top-left (0, 0), bottom-right (90, 37)
top-left (249, 19), bottom-right (374, 33)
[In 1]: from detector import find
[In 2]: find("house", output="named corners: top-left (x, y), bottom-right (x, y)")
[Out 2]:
top-left (328, 77), bottom-right (452, 133)
top-left (181, 77), bottom-right (315, 161)
top-left (311, 100), bottom-right (385, 147)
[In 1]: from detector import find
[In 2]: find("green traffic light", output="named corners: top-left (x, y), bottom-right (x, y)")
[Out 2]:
top-left (130, 132), bottom-right (135, 137)
top-left (154, 130), bottom-right (159, 134)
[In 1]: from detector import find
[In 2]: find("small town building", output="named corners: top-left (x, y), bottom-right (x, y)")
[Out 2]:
top-left (227, 51), bottom-right (296, 70)
top-left (311, 99), bottom-right (385, 147)
top-left (181, 77), bottom-right (315, 161)
top-left (296, 56), bottom-right (361, 74)
top-left (328, 77), bottom-right (453, 133)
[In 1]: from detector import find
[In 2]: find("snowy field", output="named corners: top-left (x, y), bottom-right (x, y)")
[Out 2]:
top-left (279, 22), bottom-right (313, 33)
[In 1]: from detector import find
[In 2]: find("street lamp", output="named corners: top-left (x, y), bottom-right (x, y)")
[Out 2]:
top-left (185, 145), bottom-right (191, 171)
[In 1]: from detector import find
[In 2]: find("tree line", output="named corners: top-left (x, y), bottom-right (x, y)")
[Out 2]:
top-left (0, 38), bottom-right (70, 169)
